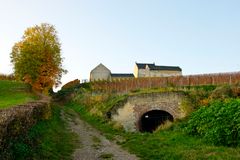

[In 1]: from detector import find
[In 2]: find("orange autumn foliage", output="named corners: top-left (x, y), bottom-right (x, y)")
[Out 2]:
top-left (10, 23), bottom-right (66, 94)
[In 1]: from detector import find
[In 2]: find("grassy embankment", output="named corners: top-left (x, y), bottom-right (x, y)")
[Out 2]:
top-left (0, 80), bottom-right (37, 108)
top-left (65, 84), bottom-right (240, 160)
top-left (0, 80), bottom-right (78, 159)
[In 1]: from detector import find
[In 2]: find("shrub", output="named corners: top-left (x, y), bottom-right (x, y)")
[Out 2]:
top-left (0, 74), bottom-right (15, 80)
top-left (185, 99), bottom-right (240, 147)
top-left (62, 79), bottom-right (80, 90)
top-left (232, 83), bottom-right (240, 97)
top-left (190, 85), bottom-right (216, 92)
top-left (53, 82), bottom-right (89, 102)
top-left (210, 85), bottom-right (233, 100)
top-left (186, 89), bottom-right (210, 109)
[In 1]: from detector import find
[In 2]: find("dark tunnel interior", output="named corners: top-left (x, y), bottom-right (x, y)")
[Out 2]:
top-left (140, 110), bottom-right (174, 133)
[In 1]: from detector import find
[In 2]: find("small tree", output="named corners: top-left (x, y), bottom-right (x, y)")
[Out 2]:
top-left (10, 23), bottom-right (66, 94)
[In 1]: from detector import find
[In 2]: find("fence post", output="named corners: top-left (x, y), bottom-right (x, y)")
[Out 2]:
top-left (188, 76), bottom-right (190, 87)
top-left (148, 77), bottom-right (151, 89)
top-left (230, 75), bottom-right (232, 85)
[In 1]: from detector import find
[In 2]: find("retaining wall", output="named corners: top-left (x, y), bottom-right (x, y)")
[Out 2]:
top-left (0, 98), bottom-right (51, 158)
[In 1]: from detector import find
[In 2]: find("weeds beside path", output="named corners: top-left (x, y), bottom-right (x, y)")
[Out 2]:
top-left (62, 107), bottom-right (139, 160)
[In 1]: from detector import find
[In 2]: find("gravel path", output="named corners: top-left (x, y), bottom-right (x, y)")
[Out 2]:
top-left (61, 108), bottom-right (139, 160)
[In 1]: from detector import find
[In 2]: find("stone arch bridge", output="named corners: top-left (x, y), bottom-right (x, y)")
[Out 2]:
top-left (110, 92), bottom-right (187, 132)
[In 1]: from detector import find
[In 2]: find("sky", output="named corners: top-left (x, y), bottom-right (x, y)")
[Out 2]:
top-left (0, 0), bottom-right (240, 88)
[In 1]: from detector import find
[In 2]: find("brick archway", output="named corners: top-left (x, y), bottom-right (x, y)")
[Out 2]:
top-left (139, 110), bottom-right (174, 132)
top-left (111, 92), bottom-right (186, 132)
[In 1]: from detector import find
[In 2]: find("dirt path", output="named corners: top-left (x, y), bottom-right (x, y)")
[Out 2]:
top-left (61, 108), bottom-right (139, 160)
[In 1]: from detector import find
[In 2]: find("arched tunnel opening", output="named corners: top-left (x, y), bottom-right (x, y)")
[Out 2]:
top-left (139, 110), bottom-right (174, 133)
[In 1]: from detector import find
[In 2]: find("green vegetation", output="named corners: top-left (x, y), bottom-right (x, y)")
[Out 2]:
top-left (92, 136), bottom-right (101, 149)
top-left (186, 99), bottom-right (240, 147)
top-left (67, 102), bottom-right (240, 160)
top-left (53, 82), bottom-right (90, 102)
top-left (63, 83), bottom-right (240, 159)
top-left (0, 74), bottom-right (15, 80)
top-left (2, 79), bottom-right (237, 159)
top-left (8, 105), bottom-right (78, 159)
top-left (0, 80), bottom-right (37, 108)
top-left (67, 102), bottom-right (120, 140)
top-left (71, 84), bottom-right (128, 117)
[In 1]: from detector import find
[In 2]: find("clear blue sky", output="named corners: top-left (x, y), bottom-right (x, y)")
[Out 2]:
top-left (1, 0), bottom-right (240, 87)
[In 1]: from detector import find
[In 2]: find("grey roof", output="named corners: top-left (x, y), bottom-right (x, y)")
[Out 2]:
top-left (111, 73), bottom-right (134, 78)
top-left (136, 63), bottom-right (182, 71)
top-left (136, 63), bottom-right (154, 69)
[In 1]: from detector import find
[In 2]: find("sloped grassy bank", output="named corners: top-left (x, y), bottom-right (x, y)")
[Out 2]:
top-left (0, 80), bottom-right (38, 109)
top-left (64, 84), bottom-right (240, 159)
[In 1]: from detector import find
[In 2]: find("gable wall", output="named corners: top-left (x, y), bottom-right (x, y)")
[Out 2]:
top-left (90, 65), bottom-right (111, 81)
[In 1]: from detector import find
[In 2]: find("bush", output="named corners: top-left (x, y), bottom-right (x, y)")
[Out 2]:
top-left (186, 89), bottom-right (210, 109)
top-left (0, 74), bottom-right (15, 80)
top-left (232, 83), bottom-right (240, 97)
top-left (210, 85), bottom-right (233, 100)
top-left (62, 79), bottom-right (80, 90)
top-left (185, 99), bottom-right (240, 147)
top-left (53, 82), bottom-right (90, 102)
top-left (190, 85), bottom-right (216, 92)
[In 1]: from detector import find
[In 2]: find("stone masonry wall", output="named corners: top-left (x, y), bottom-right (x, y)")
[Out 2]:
top-left (112, 92), bottom-right (186, 132)
top-left (0, 98), bottom-right (51, 158)
top-left (90, 64), bottom-right (111, 81)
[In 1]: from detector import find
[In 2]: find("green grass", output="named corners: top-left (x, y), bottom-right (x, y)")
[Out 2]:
top-left (0, 80), bottom-right (37, 108)
top-left (122, 130), bottom-right (240, 160)
top-left (8, 105), bottom-right (78, 159)
top-left (67, 102), bottom-right (240, 160)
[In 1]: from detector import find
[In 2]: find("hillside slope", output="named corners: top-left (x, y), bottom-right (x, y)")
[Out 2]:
top-left (0, 80), bottom-right (37, 109)
top-left (63, 83), bottom-right (240, 159)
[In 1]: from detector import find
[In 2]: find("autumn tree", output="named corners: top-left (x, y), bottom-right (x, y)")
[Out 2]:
top-left (10, 23), bottom-right (66, 94)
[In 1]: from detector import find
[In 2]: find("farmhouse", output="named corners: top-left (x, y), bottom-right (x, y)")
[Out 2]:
top-left (90, 62), bottom-right (182, 81)
top-left (134, 63), bottom-right (182, 78)
top-left (90, 63), bottom-right (134, 81)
